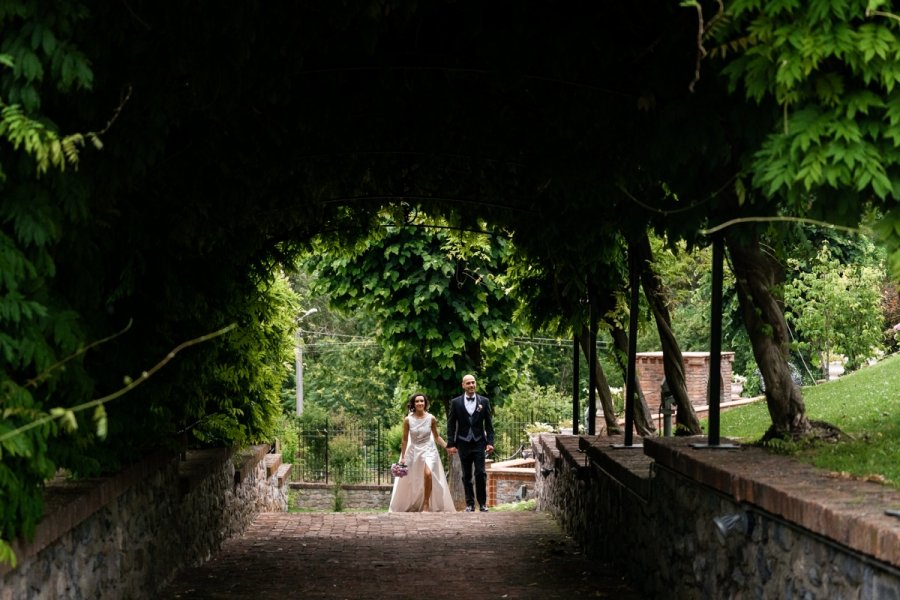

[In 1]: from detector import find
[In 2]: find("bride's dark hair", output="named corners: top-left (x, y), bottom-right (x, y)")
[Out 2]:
top-left (407, 392), bottom-right (429, 413)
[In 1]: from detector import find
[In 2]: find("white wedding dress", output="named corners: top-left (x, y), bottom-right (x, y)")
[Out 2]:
top-left (388, 413), bottom-right (456, 512)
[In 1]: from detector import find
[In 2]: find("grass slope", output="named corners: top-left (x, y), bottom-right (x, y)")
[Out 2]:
top-left (717, 353), bottom-right (900, 489)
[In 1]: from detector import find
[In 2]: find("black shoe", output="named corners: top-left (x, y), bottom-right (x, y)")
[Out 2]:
top-left (465, 505), bottom-right (474, 512)
top-left (479, 506), bottom-right (489, 512)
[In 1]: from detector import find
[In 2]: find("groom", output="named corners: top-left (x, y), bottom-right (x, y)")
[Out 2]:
top-left (446, 373), bottom-right (494, 512)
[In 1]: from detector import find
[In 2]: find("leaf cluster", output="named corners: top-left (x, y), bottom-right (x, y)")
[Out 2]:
top-left (720, 0), bottom-right (900, 275)
top-left (308, 215), bottom-right (527, 407)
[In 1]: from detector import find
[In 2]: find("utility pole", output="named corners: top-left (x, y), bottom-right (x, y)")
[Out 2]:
top-left (296, 308), bottom-right (318, 415)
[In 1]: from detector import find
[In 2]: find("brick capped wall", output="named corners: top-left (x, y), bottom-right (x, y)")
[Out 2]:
top-left (636, 351), bottom-right (734, 412)
top-left (1, 445), bottom-right (288, 600)
top-left (535, 434), bottom-right (900, 598)
top-left (487, 458), bottom-right (535, 506)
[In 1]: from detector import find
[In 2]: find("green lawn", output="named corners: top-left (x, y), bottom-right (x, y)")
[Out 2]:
top-left (714, 353), bottom-right (900, 489)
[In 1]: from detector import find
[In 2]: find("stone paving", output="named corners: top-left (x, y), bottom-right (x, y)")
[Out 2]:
top-left (162, 511), bottom-right (640, 599)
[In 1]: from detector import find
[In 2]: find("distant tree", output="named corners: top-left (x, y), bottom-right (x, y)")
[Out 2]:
top-left (307, 215), bottom-right (527, 412)
top-left (784, 241), bottom-right (884, 375)
top-left (303, 336), bottom-right (396, 426)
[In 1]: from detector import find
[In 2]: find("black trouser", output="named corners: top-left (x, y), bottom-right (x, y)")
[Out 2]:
top-left (457, 439), bottom-right (487, 508)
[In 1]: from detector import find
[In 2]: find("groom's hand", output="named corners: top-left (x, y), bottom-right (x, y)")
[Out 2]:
top-left (447, 447), bottom-right (458, 454)
top-left (486, 444), bottom-right (494, 455)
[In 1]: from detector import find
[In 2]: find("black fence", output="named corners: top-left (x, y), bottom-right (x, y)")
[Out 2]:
top-left (291, 418), bottom-right (545, 485)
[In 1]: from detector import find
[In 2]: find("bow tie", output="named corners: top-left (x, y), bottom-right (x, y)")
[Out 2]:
top-left (465, 396), bottom-right (475, 402)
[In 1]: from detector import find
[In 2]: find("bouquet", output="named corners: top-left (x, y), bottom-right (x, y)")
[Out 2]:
top-left (391, 462), bottom-right (409, 478)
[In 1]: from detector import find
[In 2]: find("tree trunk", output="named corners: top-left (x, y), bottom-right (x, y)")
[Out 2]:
top-left (606, 321), bottom-right (657, 436)
top-left (726, 232), bottom-right (809, 436)
top-left (447, 452), bottom-right (468, 510)
top-left (577, 327), bottom-right (622, 434)
top-left (632, 235), bottom-right (702, 435)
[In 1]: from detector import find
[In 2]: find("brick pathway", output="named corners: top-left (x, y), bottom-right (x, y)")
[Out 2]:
top-left (162, 511), bottom-right (640, 599)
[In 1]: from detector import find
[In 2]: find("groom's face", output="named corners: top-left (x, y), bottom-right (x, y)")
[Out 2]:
top-left (462, 376), bottom-right (476, 396)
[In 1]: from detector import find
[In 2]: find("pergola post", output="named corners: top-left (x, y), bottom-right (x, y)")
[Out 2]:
top-left (613, 247), bottom-right (641, 449)
top-left (588, 284), bottom-right (597, 435)
top-left (572, 332), bottom-right (580, 435)
top-left (692, 235), bottom-right (738, 450)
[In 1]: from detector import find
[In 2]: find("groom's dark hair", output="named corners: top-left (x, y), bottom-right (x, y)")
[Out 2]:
top-left (407, 393), bottom-right (429, 412)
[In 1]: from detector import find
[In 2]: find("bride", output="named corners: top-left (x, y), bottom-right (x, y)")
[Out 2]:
top-left (389, 393), bottom-right (455, 512)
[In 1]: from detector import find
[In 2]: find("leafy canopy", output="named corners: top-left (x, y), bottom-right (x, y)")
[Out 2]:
top-left (308, 214), bottom-right (527, 407)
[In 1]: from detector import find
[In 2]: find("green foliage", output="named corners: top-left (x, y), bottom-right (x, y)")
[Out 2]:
top-left (491, 384), bottom-right (573, 458)
top-left (1, 0), bottom-right (898, 569)
top-left (308, 216), bottom-right (527, 407)
top-left (785, 239), bottom-right (884, 372)
top-left (490, 498), bottom-right (537, 512)
top-left (523, 422), bottom-right (555, 435)
top-left (329, 433), bottom-right (362, 481)
top-left (272, 413), bottom-right (299, 464)
top-left (386, 421), bottom-right (404, 461)
top-left (638, 236), bottom-right (752, 374)
top-left (328, 431), bottom-right (363, 512)
top-left (0, 383), bottom-right (57, 547)
top-left (302, 330), bottom-right (395, 426)
top-left (495, 384), bottom-right (572, 427)
top-left (721, 0), bottom-right (900, 278)
top-left (0, 102), bottom-right (100, 177)
top-left (0, 0), bottom-right (104, 563)
top-left (332, 483), bottom-right (344, 513)
top-left (191, 273), bottom-right (297, 447)
top-left (0, 1), bottom-right (96, 177)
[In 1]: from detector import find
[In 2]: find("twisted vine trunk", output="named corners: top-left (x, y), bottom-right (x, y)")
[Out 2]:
top-left (447, 453), bottom-right (467, 510)
top-left (632, 235), bottom-right (702, 435)
top-left (577, 327), bottom-right (621, 434)
top-left (606, 322), bottom-right (657, 436)
top-left (726, 232), bottom-right (809, 436)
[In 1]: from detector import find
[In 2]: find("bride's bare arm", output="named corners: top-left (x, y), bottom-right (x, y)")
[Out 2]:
top-left (431, 416), bottom-right (448, 449)
top-left (400, 417), bottom-right (410, 461)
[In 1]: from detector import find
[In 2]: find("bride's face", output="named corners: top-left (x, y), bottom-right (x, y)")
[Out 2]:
top-left (414, 396), bottom-right (426, 412)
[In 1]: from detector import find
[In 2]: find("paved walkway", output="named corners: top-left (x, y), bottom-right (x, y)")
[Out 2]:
top-left (162, 511), bottom-right (640, 599)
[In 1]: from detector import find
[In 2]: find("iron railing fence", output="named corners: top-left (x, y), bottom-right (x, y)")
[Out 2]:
top-left (291, 417), bottom-right (549, 484)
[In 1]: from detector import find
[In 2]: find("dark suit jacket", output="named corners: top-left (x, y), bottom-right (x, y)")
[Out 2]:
top-left (446, 393), bottom-right (494, 449)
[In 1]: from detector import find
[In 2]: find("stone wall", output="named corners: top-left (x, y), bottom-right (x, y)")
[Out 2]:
top-left (534, 434), bottom-right (900, 599)
top-left (290, 482), bottom-right (393, 511)
top-left (291, 470), bottom-right (538, 511)
top-left (487, 458), bottom-right (535, 506)
top-left (1, 445), bottom-right (288, 600)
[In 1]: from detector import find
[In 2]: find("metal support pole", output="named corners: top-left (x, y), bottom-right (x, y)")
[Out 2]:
top-left (295, 330), bottom-right (304, 415)
top-left (589, 291), bottom-right (598, 436)
top-left (623, 249), bottom-right (639, 446)
top-left (324, 417), bottom-right (330, 483)
top-left (692, 236), bottom-right (738, 450)
top-left (661, 380), bottom-right (673, 437)
top-left (572, 332), bottom-right (580, 435)
top-left (708, 236), bottom-right (723, 445)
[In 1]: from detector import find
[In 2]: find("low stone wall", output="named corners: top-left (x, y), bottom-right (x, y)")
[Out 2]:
top-left (487, 458), bottom-right (535, 506)
top-left (1, 444), bottom-right (288, 600)
top-left (535, 434), bottom-right (900, 599)
top-left (290, 468), bottom-right (537, 511)
top-left (291, 482), bottom-right (393, 511)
